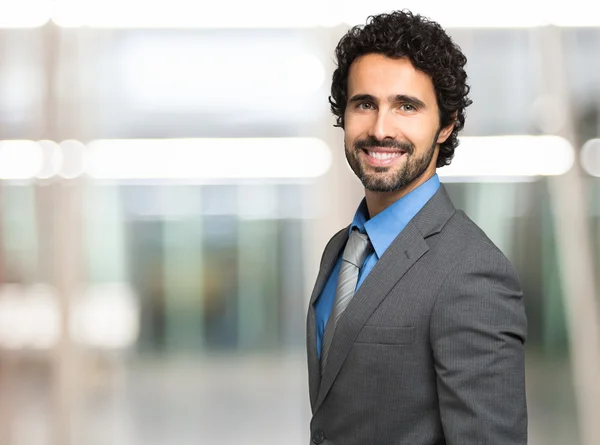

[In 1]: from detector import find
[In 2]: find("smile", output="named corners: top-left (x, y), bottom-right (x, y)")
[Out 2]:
top-left (361, 149), bottom-right (407, 167)
top-left (367, 151), bottom-right (404, 160)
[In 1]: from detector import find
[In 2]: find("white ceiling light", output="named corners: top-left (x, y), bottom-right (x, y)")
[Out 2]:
top-left (36, 140), bottom-right (63, 179)
top-left (0, 283), bottom-right (139, 350)
top-left (341, 0), bottom-right (600, 28)
top-left (438, 135), bottom-right (574, 180)
top-left (118, 36), bottom-right (325, 113)
top-left (86, 138), bottom-right (332, 180)
top-left (71, 283), bottom-right (139, 349)
top-left (581, 139), bottom-right (600, 177)
top-left (0, 140), bottom-right (43, 180)
top-left (0, 284), bottom-right (59, 350)
top-left (6, 0), bottom-right (600, 29)
top-left (58, 140), bottom-right (87, 179)
top-left (52, 0), bottom-right (328, 28)
top-left (49, 0), bottom-right (600, 29)
top-left (0, 0), bottom-right (50, 28)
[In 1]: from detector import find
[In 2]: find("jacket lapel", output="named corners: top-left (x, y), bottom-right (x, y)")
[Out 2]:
top-left (306, 227), bottom-right (349, 411)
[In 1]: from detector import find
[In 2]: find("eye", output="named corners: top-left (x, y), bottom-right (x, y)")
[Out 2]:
top-left (357, 102), bottom-right (375, 110)
top-left (400, 103), bottom-right (417, 112)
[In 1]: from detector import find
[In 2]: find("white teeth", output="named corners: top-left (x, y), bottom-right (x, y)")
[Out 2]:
top-left (368, 151), bottom-right (402, 160)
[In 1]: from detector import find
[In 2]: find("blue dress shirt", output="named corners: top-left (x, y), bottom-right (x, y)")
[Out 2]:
top-left (314, 174), bottom-right (441, 357)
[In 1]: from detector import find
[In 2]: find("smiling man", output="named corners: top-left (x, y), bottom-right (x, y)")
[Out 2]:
top-left (306, 10), bottom-right (527, 445)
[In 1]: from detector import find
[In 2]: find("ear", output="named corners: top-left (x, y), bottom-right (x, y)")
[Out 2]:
top-left (436, 112), bottom-right (457, 144)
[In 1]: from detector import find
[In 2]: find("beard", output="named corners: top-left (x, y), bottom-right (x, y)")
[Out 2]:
top-left (345, 130), bottom-right (440, 193)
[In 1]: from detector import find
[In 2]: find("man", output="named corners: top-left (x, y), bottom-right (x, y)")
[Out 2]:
top-left (306, 10), bottom-right (527, 445)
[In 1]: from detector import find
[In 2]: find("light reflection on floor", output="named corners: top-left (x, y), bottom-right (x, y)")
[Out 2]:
top-left (0, 351), bottom-right (580, 445)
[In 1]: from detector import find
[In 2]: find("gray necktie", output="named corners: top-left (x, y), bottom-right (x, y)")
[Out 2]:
top-left (320, 229), bottom-right (373, 370)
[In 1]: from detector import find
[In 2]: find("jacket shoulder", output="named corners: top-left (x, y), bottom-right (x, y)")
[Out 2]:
top-left (437, 210), bottom-right (521, 282)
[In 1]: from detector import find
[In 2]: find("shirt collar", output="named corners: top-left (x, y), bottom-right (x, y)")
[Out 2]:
top-left (350, 174), bottom-right (441, 259)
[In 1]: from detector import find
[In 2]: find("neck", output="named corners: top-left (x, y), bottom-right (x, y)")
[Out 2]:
top-left (365, 169), bottom-right (436, 218)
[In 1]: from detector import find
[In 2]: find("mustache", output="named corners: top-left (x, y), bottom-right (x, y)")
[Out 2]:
top-left (353, 136), bottom-right (413, 154)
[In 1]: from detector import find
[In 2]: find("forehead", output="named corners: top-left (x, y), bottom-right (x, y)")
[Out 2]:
top-left (347, 53), bottom-right (437, 103)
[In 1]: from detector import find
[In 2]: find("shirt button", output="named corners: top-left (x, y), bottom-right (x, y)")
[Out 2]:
top-left (312, 429), bottom-right (325, 444)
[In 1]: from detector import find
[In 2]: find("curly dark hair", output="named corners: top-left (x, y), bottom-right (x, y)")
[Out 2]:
top-left (329, 10), bottom-right (472, 167)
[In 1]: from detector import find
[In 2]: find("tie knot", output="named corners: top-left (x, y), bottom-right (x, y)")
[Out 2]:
top-left (342, 229), bottom-right (373, 268)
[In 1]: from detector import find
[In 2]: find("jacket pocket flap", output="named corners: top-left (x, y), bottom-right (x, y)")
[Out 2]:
top-left (355, 326), bottom-right (415, 345)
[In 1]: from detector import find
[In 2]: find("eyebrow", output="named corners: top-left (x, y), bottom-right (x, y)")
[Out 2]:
top-left (391, 94), bottom-right (427, 109)
top-left (348, 94), bottom-right (377, 104)
top-left (348, 93), bottom-right (427, 109)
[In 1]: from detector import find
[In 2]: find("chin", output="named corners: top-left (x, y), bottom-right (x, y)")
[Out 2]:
top-left (361, 176), bottom-right (407, 193)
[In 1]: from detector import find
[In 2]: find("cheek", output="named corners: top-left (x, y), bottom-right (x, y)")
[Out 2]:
top-left (343, 113), bottom-right (359, 133)
top-left (402, 120), bottom-right (437, 147)
top-left (343, 120), bottom-right (361, 145)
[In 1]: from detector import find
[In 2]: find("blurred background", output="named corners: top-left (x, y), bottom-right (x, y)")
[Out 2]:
top-left (0, 0), bottom-right (600, 444)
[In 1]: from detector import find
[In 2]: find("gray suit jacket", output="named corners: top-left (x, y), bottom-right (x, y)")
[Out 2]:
top-left (306, 185), bottom-right (527, 445)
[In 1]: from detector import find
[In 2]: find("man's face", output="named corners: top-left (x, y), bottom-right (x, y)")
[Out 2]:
top-left (343, 53), bottom-right (453, 193)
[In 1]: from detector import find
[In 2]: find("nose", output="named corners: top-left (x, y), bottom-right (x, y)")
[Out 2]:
top-left (368, 109), bottom-right (397, 141)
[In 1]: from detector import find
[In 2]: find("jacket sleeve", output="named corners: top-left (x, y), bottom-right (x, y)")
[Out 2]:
top-left (430, 246), bottom-right (528, 444)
